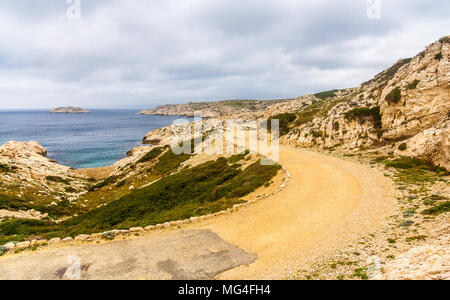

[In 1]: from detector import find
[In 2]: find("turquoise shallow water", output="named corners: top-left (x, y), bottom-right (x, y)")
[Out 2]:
top-left (0, 110), bottom-right (189, 169)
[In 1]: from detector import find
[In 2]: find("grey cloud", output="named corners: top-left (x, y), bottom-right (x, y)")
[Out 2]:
top-left (0, 0), bottom-right (449, 109)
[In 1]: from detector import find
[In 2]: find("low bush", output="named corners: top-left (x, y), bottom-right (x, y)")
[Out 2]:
top-left (406, 80), bottom-right (420, 90)
top-left (314, 90), bottom-right (339, 100)
top-left (344, 106), bottom-right (382, 129)
top-left (422, 202), bottom-right (450, 215)
top-left (0, 193), bottom-right (80, 218)
top-left (0, 158), bottom-right (281, 241)
top-left (228, 150), bottom-right (250, 164)
top-left (0, 164), bottom-right (16, 173)
top-left (398, 143), bottom-right (407, 151)
top-left (385, 87), bottom-right (402, 104)
top-left (46, 176), bottom-right (70, 184)
top-left (153, 150), bottom-right (192, 175)
top-left (116, 180), bottom-right (126, 188)
top-left (136, 147), bottom-right (165, 164)
top-left (89, 175), bottom-right (120, 191)
top-left (268, 113), bottom-right (297, 136)
top-left (434, 52), bottom-right (443, 60)
top-left (383, 157), bottom-right (449, 183)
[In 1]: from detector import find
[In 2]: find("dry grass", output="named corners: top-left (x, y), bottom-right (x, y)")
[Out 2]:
top-left (72, 166), bottom-right (115, 180)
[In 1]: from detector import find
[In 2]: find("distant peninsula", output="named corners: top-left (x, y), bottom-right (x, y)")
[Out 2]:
top-left (50, 107), bottom-right (90, 114)
top-left (139, 99), bottom-right (292, 118)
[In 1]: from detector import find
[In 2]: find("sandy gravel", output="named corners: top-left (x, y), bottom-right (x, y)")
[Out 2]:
top-left (0, 146), bottom-right (396, 280)
top-left (192, 146), bottom-right (396, 279)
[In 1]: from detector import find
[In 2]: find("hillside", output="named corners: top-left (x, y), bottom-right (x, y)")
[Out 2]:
top-left (139, 99), bottom-right (292, 118)
top-left (275, 36), bottom-right (449, 170)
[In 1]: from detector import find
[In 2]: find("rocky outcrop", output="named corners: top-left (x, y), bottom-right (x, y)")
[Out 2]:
top-left (140, 37), bottom-right (449, 170)
top-left (50, 107), bottom-right (90, 114)
top-left (280, 36), bottom-right (449, 170)
top-left (0, 141), bottom-right (89, 204)
top-left (0, 141), bottom-right (47, 159)
top-left (382, 225), bottom-right (449, 280)
top-left (139, 99), bottom-right (291, 118)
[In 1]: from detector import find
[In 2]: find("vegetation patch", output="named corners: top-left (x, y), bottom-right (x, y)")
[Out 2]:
top-left (385, 87), bottom-right (402, 104)
top-left (46, 176), bottom-right (70, 184)
top-left (0, 158), bottom-right (280, 241)
top-left (380, 58), bottom-right (412, 81)
top-left (268, 113), bottom-right (297, 136)
top-left (406, 80), bottom-right (420, 90)
top-left (89, 175), bottom-right (120, 191)
top-left (344, 106), bottom-right (382, 129)
top-left (314, 89), bottom-right (340, 100)
top-left (116, 180), bottom-right (126, 188)
top-left (137, 146), bottom-right (165, 164)
top-left (422, 202), bottom-right (450, 215)
top-left (228, 150), bottom-right (250, 164)
top-left (0, 245), bottom-right (7, 256)
top-left (383, 157), bottom-right (449, 184)
top-left (398, 143), bottom-right (407, 151)
top-left (351, 268), bottom-right (368, 280)
top-left (434, 52), bottom-right (443, 60)
top-left (153, 150), bottom-right (192, 175)
top-left (406, 235), bottom-right (427, 243)
top-left (0, 164), bottom-right (16, 173)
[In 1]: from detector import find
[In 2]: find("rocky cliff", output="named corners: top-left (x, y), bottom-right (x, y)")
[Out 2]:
top-left (139, 99), bottom-right (291, 118)
top-left (280, 36), bottom-right (449, 170)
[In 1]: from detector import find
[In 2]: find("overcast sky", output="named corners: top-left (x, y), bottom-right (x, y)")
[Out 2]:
top-left (0, 0), bottom-right (448, 109)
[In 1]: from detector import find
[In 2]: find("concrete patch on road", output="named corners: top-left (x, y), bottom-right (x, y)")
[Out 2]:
top-left (0, 230), bottom-right (256, 280)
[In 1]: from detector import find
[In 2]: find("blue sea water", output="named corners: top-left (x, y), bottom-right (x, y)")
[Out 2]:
top-left (0, 110), bottom-right (188, 169)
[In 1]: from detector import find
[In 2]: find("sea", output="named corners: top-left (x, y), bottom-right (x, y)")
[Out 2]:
top-left (0, 110), bottom-right (190, 169)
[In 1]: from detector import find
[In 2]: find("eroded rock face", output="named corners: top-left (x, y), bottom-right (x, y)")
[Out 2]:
top-left (280, 36), bottom-right (450, 170)
top-left (0, 141), bottom-right (47, 159)
top-left (380, 39), bottom-right (450, 140)
top-left (0, 141), bottom-right (87, 204)
top-left (383, 227), bottom-right (450, 280)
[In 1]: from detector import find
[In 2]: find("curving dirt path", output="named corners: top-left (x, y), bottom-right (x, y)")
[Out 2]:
top-left (0, 146), bottom-right (396, 280)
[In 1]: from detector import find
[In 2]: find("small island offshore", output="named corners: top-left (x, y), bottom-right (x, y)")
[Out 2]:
top-left (50, 107), bottom-right (90, 114)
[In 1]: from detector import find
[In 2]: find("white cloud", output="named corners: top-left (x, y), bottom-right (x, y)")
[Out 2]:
top-left (0, 0), bottom-right (448, 109)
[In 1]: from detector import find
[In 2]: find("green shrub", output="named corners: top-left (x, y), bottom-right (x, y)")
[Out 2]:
top-left (0, 193), bottom-right (78, 218)
top-left (344, 106), bottom-right (382, 129)
top-left (137, 147), bottom-right (165, 164)
top-left (88, 175), bottom-right (120, 191)
top-left (228, 150), bottom-right (250, 164)
top-left (311, 130), bottom-right (322, 138)
top-left (314, 90), bottom-right (339, 100)
top-left (116, 180), bottom-right (126, 188)
top-left (153, 150), bottom-right (192, 175)
top-left (422, 202), bottom-right (450, 215)
top-left (333, 122), bottom-right (340, 131)
top-left (406, 80), bottom-right (420, 90)
top-left (0, 164), bottom-right (16, 173)
top-left (398, 143), bottom-right (407, 151)
top-left (384, 157), bottom-right (448, 174)
top-left (46, 176), bottom-right (70, 184)
top-left (268, 113), bottom-right (297, 136)
top-left (383, 157), bottom-right (449, 183)
top-left (351, 268), bottom-right (368, 280)
top-left (434, 52), bottom-right (443, 60)
top-left (385, 87), bottom-right (402, 104)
